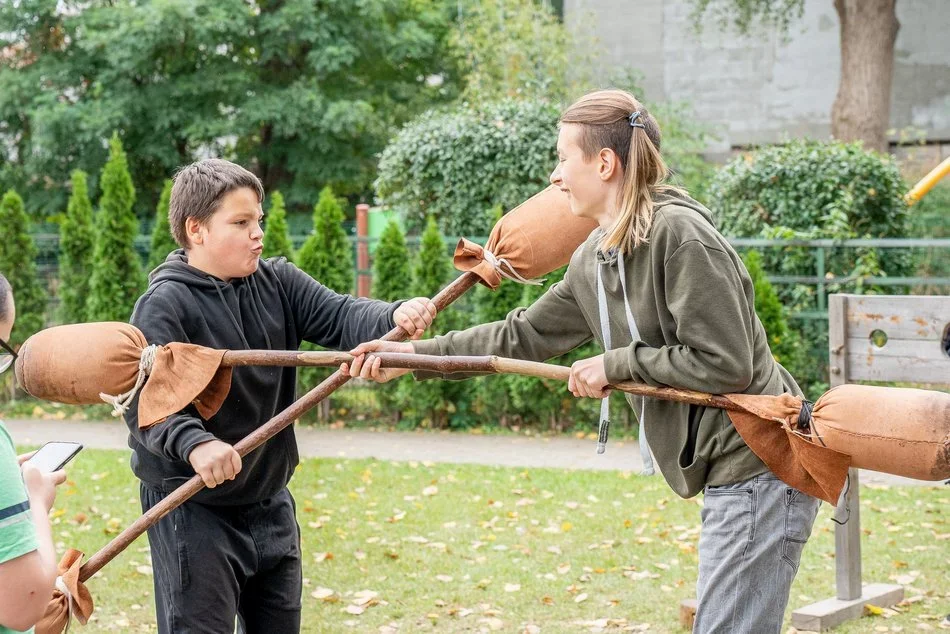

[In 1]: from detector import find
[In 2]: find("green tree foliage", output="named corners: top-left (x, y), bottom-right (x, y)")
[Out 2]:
top-left (450, 0), bottom-right (581, 103)
top-left (296, 186), bottom-right (354, 398)
top-left (376, 100), bottom-right (560, 237)
top-left (372, 221), bottom-right (412, 302)
top-left (907, 182), bottom-right (950, 291)
top-left (711, 140), bottom-right (910, 298)
top-left (58, 170), bottom-right (95, 323)
top-left (710, 139), bottom-right (909, 396)
top-left (395, 217), bottom-right (476, 428)
top-left (742, 249), bottom-right (807, 387)
top-left (147, 180), bottom-right (177, 271)
top-left (687, 0), bottom-right (805, 35)
top-left (369, 219), bottom-right (413, 422)
top-left (376, 92), bottom-right (716, 237)
top-left (86, 133), bottom-right (144, 323)
top-left (261, 191), bottom-right (294, 261)
top-left (0, 0), bottom-right (460, 218)
top-left (0, 189), bottom-right (45, 345)
top-left (413, 217), bottom-right (452, 300)
top-left (297, 186), bottom-right (353, 295)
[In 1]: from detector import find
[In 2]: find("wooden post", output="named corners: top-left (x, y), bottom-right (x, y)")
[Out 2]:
top-left (356, 203), bottom-right (370, 297)
top-left (679, 599), bottom-right (697, 630)
top-left (791, 294), bottom-right (904, 631)
top-left (827, 295), bottom-right (864, 601)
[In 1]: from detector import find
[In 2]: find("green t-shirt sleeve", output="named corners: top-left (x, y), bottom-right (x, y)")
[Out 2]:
top-left (0, 421), bottom-right (39, 565)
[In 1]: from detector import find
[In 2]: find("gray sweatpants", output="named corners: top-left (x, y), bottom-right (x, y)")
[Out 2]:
top-left (694, 471), bottom-right (821, 633)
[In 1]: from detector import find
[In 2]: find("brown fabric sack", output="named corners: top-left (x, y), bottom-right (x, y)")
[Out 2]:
top-left (34, 549), bottom-right (93, 634)
top-left (811, 384), bottom-right (950, 480)
top-left (454, 186), bottom-right (598, 289)
top-left (15, 323), bottom-right (231, 428)
top-left (726, 393), bottom-right (851, 505)
top-left (726, 384), bottom-right (950, 504)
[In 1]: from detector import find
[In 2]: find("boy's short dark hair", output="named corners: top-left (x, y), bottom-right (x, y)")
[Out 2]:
top-left (169, 159), bottom-right (265, 248)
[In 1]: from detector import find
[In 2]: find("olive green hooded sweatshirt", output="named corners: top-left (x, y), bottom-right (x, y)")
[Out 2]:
top-left (412, 190), bottom-right (801, 499)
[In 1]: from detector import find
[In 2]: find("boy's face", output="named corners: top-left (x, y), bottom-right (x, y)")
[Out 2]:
top-left (186, 187), bottom-right (264, 282)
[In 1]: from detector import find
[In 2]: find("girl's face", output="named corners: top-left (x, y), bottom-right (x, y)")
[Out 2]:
top-left (550, 123), bottom-right (620, 227)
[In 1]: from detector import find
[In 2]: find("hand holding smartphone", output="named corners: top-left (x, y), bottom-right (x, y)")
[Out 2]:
top-left (25, 441), bottom-right (83, 472)
top-left (19, 442), bottom-right (79, 513)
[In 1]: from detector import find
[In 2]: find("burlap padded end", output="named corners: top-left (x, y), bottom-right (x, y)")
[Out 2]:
top-left (453, 186), bottom-right (597, 289)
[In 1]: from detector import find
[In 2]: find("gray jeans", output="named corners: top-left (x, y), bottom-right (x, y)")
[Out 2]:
top-left (695, 471), bottom-right (821, 633)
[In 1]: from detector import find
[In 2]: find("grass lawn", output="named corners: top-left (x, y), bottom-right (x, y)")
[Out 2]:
top-left (22, 447), bottom-right (950, 633)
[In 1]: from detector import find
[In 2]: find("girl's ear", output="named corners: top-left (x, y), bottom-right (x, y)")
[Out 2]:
top-left (598, 148), bottom-right (620, 182)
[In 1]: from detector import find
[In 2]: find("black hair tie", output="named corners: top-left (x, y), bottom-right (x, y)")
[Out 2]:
top-left (796, 400), bottom-right (814, 433)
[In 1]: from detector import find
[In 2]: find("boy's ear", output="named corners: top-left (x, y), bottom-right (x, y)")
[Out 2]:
top-left (185, 216), bottom-right (205, 246)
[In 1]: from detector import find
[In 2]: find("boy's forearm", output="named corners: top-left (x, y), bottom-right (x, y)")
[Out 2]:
top-left (339, 296), bottom-right (401, 348)
top-left (125, 391), bottom-right (216, 462)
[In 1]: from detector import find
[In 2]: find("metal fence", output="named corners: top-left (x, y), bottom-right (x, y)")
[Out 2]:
top-left (30, 234), bottom-right (950, 320)
top-left (728, 237), bottom-right (950, 320)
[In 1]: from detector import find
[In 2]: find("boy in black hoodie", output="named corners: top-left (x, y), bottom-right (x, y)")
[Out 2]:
top-left (124, 159), bottom-right (436, 633)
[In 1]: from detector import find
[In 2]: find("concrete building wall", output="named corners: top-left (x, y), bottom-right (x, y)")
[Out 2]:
top-left (564, 0), bottom-right (950, 155)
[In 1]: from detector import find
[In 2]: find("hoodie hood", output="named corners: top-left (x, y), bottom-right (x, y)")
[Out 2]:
top-left (149, 249), bottom-right (230, 288)
top-left (595, 188), bottom-right (714, 265)
top-left (148, 249), bottom-right (268, 350)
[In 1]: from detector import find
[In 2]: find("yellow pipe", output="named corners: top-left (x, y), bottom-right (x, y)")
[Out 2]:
top-left (906, 156), bottom-right (950, 205)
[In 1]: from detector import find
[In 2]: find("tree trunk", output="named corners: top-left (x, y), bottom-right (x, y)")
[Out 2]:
top-left (831, 0), bottom-right (900, 153)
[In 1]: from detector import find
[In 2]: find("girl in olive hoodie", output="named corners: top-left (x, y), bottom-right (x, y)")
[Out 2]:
top-left (346, 89), bottom-right (820, 633)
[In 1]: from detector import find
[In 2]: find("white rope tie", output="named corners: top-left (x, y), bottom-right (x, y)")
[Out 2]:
top-left (55, 575), bottom-right (73, 632)
top-left (99, 344), bottom-right (159, 417)
top-left (481, 248), bottom-right (544, 286)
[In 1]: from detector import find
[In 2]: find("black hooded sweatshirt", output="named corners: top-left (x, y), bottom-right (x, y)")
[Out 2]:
top-left (124, 251), bottom-right (400, 505)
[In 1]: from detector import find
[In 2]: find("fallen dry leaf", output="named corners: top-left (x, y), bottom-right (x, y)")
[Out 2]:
top-left (353, 590), bottom-right (379, 607)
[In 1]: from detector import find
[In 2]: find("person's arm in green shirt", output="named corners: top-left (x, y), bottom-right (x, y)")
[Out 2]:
top-left (0, 433), bottom-right (66, 632)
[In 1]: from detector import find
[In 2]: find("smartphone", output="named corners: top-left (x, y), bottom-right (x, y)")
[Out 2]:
top-left (26, 441), bottom-right (83, 472)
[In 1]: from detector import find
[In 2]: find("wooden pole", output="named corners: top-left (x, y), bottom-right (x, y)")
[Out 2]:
top-left (77, 271), bottom-right (479, 582)
top-left (356, 203), bottom-right (371, 298)
top-left (220, 350), bottom-right (744, 413)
